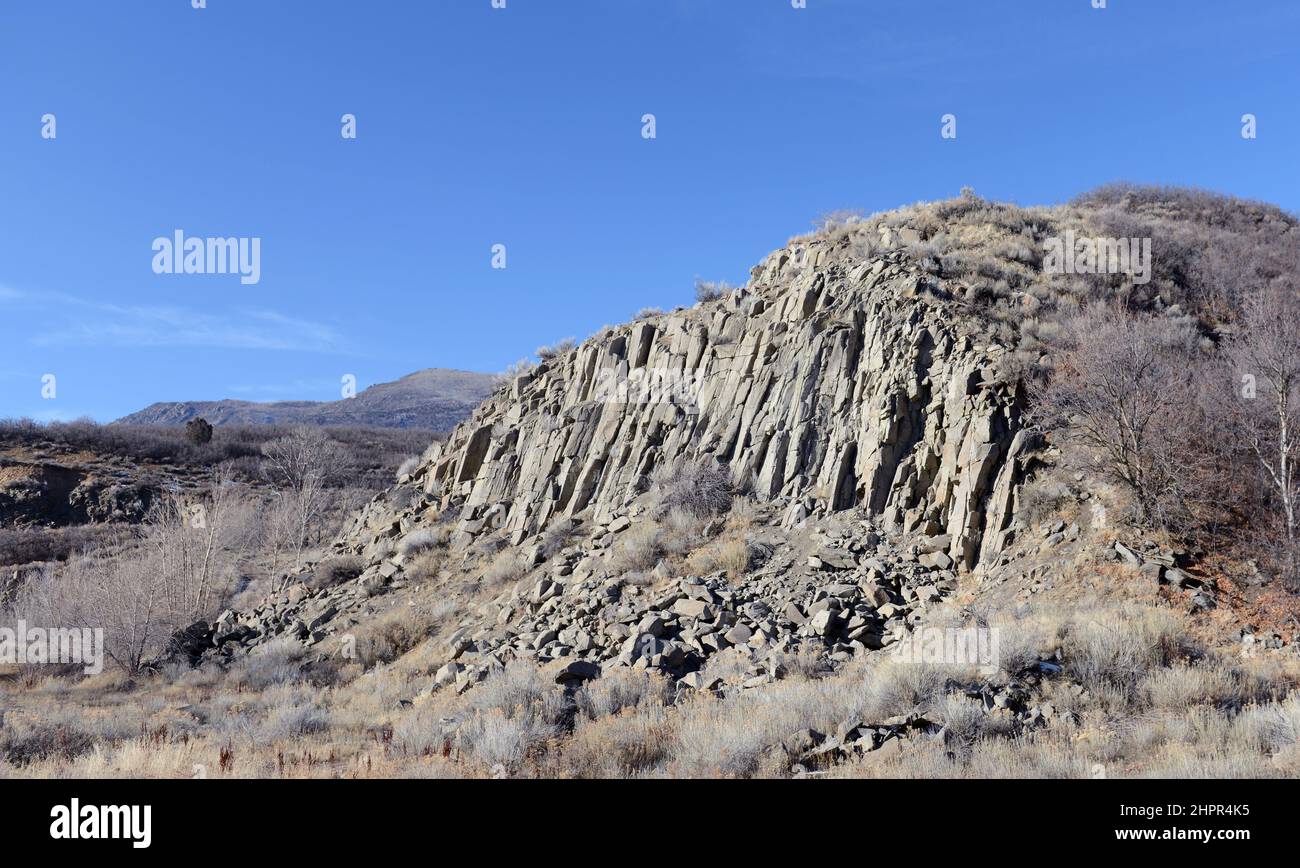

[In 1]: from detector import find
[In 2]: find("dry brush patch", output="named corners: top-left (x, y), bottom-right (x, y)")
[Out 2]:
top-left (2, 594), bottom-right (1298, 779)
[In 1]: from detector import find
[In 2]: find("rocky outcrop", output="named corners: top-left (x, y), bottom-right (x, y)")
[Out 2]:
top-left (394, 237), bottom-right (1026, 572)
top-left (0, 460), bottom-right (155, 527)
top-left (195, 229), bottom-right (1040, 681)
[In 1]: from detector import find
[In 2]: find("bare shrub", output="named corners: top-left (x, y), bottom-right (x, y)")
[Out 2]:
top-left (1032, 306), bottom-right (1220, 532)
top-left (481, 550), bottom-right (527, 588)
top-left (668, 701), bottom-right (782, 777)
top-left (1140, 663), bottom-right (1272, 711)
top-left (856, 660), bottom-right (956, 721)
top-left (500, 358), bottom-right (536, 380)
top-left (467, 660), bottom-right (554, 717)
top-left (308, 555), bottom-right (364, 590)
top-left (812, 209), bottom-right (864, 233)
top-left (261, 702), bottom-right (331, 741)
top-left (1075, 184), bottom-right (1298, 320)
top-left (1234, 696), bottom-right (1300, 754)
top-left (701, 536), bottom-right (752, 573)
top-left (685, 498), bottom-right (765, 577)
top-left (263, 478), bottom-right (331, 579)
top-left (991, 617), bottom-right (1056, 678)
top-left (606, 510), bottom-right (706, 574)
top-left (537, 518), bottom-right (576, 559)
top-left (576, 669), bottom-right (673, 720)
top-left (399, 526), bottom-right (451, 558)
top-left (686, 533), bottom-right (757, 577)
top-left (1015, 474), bottom-right (1073, 528)
top-left (937, 695), bottom-right (992, 750)
top-left (1061, 609), bottom-right (1187, 702)
top-left (608, 523), bottom-right (666, 573)
top-left (536, 338), bottom-right (576, 361)
top-left (457, 709), bottom-right (549, 773)
top-left (0, 525), bottom-right (121, 568)
top-left (556, 706), bottom-right (673, 778)
top-left (456, 661), bottom-right (574, 773)
top-left (650, 456), bottom-right (734, 518)
top-left (668, 674), bottom-right (863, 777)
top-left (694, 279), bottom-right (733, 304)
top-left (13, 475), bottom-right (257, 674)
top-left (406, 548), bottom-right (447, 583)
top-left (254, 428), bottom-right (360, 581)
top-left (658, 508), bottom-right (705, 559)
top-left (352, 609), bottom-right (429, 668)
top-left (396, 456), bottom-right (421, 479)
top-left (2, 724), bottom-right (95, 767)
top-left (230, 637), bottom-right (309, 689)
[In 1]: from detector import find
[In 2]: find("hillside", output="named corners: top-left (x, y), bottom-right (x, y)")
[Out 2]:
top-left (115, 368), bottom-right (498, 431)
top-left (0, 419), bottom-right (435, 586)
top-left (7, 187), bottom-right (1300, 780)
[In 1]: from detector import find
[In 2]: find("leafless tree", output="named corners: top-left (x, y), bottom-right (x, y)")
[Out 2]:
top-left (1032, 305), bottom-right (1214, 532)
top-left (149, 466), bottom-right (256, 616)
top-left (14, 470), bottom-right (257, 673)
top-left (265, 471), bottom-right (331, 585)
top-left (1226, 280), bottom-right (1300, 581)
top-left (258, 428), bottom-right (354, 586)
top-left (260, 427), bottom-right (348, 492)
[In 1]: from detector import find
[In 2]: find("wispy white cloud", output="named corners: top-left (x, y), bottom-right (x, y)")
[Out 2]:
top-left (1, 285), bottom-right (347, 353)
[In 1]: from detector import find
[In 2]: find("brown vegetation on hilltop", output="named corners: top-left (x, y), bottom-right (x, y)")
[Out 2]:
top-left (0, 417), bottom-right (437, 489)
top-left (822, 185), bottom-right (1300, 587)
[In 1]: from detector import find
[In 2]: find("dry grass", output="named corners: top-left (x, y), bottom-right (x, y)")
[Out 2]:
top-left (348, 608), bottom-right (430, 669)
top-left (406, 547), bottom-right (447, 582)
top-left (399, 526), bottom-right (451, 557)
top-left (684, 536), bottom-right (753, 577)
top-left (3, 592), bottom-right (1298, 779)
top-left (684, 498), bottom-right (766, 579)
top-left (481, 549), bottom-right (528, 588)
top-left (607, 509), bottom-right (706, 575)
top-left (307, 555), bottom-right (364, 590)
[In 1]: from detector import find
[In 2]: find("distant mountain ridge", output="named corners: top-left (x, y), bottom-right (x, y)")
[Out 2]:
top-left (114, 368), bottom-right (499, 431)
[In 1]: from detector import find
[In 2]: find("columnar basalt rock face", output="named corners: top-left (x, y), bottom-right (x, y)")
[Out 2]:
top-left (392, 236), bottom-right (1027, 572)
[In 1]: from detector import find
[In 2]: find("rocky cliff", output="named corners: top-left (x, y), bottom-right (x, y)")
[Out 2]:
top-left (353, 227), bottom-right (1032, 573)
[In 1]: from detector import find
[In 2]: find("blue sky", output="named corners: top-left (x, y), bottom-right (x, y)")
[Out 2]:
top-left (2, 0), bottom-right (1296, 422)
